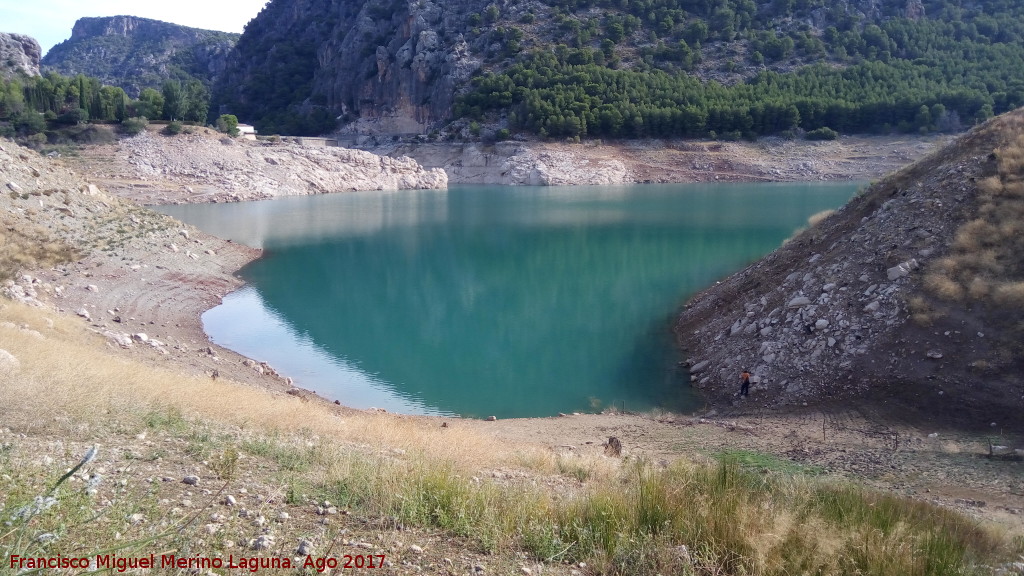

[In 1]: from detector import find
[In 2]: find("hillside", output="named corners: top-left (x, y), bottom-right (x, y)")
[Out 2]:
top-left (213, 0), bottom-right (1024, 137)
top-left (675, 108), bottom-right (1024, 431)
top-left (42, 16), bottom-right (238, 97)
top-left (0, 32), bottom-right (41, 79)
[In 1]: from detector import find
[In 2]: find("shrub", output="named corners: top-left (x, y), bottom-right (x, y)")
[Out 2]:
top-left (806, 127), bottom-right (839, 140)
top-left (216, 114), bottom-right (239, 137)
top-left (163, 121), bottom-right (183, 135)
top-left (120, 117), bottom-right (148, 136)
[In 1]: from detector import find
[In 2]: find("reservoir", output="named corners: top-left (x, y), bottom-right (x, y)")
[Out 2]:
top-left (158, 182), bottom-right (858, 418)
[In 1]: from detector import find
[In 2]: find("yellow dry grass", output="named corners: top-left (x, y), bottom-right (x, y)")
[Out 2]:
top-left (0, 300), bottom-right (550, 476)
top-left (924, 131), bottom-right (1024, 310)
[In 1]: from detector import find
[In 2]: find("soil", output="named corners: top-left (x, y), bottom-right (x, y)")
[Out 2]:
top-left (3, 128), bottom-right (1021, 538)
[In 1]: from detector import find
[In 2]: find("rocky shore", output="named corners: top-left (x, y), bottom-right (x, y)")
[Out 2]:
top-left (67, 127), bottom-right (448, 204)
top-left (367, 134), bottom-right (945, 185)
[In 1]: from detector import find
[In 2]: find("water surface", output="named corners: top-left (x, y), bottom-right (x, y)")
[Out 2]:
top-left (158, 183), bottom-right (857, 417)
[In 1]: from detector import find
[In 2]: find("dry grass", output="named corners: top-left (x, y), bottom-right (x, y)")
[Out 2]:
top-left (2, 299), bottom-right (1022, 575)
top-left (0, 225), bottom-right (79, 282)
top-left (924, 133), bottom-right (1024, 310)
top-left (807, 209), bottom-right (836, 228)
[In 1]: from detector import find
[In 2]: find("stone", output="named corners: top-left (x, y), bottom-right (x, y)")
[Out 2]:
top-left (814, 319), bottom-right (829, 330)
top-left (132, 333), bottom-right (149, 343)
top-left (182, 475), bottom-right (200, 486)
top-left (297, 540), bottom-right (313, 555)
top-left (0, 349), bottom-right (19, 374)
top-left (827, 337), bottom-right (837, 347)
top-left (409, 544), bottom-right (424, 554)
top-left (86, 284), bottom-right (98, 292)
top-left (689, 360), bottom-right (709, 373)
top-left (926, 350), bottom-right (943, 359)
top-left (604, 436), bottom-right (622, 457)
top-left (886, 259), bottom-right (919, 280)
top-left (863, 301), bottom-right (880, 312)
top-left (787, 296), bottom-right (812, 308)
top-left (224, 495), bottom-right (237, 506)
top-left (251, 535), bottom-right (274, 550)
top-left (6, 181), bottom-right (23, 193)
top-left (485, 415), bottom-right (497, 421)
top-left (75, 308), bottom-right (91, 320)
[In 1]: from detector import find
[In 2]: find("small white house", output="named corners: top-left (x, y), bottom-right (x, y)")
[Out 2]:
top-left (237, 123), bottom-right (257, 140)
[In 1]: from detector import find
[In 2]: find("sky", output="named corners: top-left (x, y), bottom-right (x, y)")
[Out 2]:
top-left (1, 0), bottom-right (270, 55)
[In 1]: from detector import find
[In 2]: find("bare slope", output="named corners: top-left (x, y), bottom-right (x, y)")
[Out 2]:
top-left (675, 109), bottom-right (1024, 431)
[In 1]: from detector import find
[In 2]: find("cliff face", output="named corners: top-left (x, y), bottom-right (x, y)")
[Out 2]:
top-left (0, 32), bottom-right (42, 79)
top-left (214, 0), bottom-right (484, 136)
top-left (675, 109), bottom-right (1024, 431)
top-left (42, 16), bottom-right (238, 97)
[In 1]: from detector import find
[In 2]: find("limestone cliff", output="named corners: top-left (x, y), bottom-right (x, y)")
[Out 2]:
top-left (42, 16), bottom-right (238, 97)
top-left (0, 32), bottom-right (42, 79)
top-left (214, 0), bottom-right (484, 136)
top-left (676, 109), bottom-right (1024, 430)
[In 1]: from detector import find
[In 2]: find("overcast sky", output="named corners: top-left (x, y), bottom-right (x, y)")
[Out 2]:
top-left (1, 0), bottom-right (270, 55)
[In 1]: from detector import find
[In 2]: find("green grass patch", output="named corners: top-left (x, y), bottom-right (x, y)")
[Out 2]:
top-left (715, 448), bottom-right (825, 476)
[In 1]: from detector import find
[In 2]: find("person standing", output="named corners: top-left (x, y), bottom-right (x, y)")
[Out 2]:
top-left (740, 369), bottom-right (751, 397)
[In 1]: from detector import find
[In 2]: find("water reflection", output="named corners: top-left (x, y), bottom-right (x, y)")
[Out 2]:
top-left (162, 182), bottom-right (859, 417)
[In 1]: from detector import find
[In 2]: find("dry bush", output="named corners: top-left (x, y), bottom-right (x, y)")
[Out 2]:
top-left (907, 296), bottom-right (938, 326)
top-left (807, 209), bottom-right (836, 228)
top-left (925, 273), bottom-right (964, 301)
top-left (967, 277), bottom-right (992, 300)
top-left (993, 282), bottom-right (1024, 308)
top-left (0, 226), bottom-right (80, 282)
top-left (977, 175), bottom-right (1003, 196)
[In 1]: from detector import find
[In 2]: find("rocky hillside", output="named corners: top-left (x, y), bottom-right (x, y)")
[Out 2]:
top-left (0, 32), bottom-right (41, 79)
top-left (675, 109), bottom-right (1024, 431)
top-left (42, 16), bottom-right (238, 97)
top-left (214, 0), bottom-right (1024, 137)
top-left (65, 127), bottom-right (448, 204)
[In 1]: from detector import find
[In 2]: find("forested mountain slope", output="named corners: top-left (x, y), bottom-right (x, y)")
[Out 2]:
top-left (214, 0), bottom-right (1024, 137)
top-left (43, 16), bottom-right (238, 98)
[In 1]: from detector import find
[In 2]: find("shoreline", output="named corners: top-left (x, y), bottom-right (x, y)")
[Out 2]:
top-left (5, 132), bottom-right (1021, 532)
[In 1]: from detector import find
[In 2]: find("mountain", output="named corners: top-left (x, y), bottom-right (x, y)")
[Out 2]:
top-left (42, 16), bottom-right (239, 97)
top-left (0, 32), bottom-right (42, 79)
top-left (675, 108), bottom-right (1024, 430)
top-left (213, 0), bottom-right (1024, 137)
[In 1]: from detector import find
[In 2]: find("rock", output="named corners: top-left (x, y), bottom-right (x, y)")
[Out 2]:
top-left (827, 337), bottom-right (837, 347)
top-left (85, 284), bottom-right (98, 292)
top-left (251, 534), bottom-right (274, 550)
top-left (485, 415), bottom-right (497, 421)
top-left (182, 475), bottom-right (200, 486)
top-left (886, 258), bottom-right (919, 280)
top-left (76, 308), bottom-right (91, 320)
top-left (409, 544), bottom-right (424, 554)
top-left (787, 296), bottom-right (812, 308)
top-left (926, 350), bottom-right (943, 359)
top-left (0, 349), bottom-right (19, 374)
top-left (814, 319), bottom-right (829, 330)
top-left (297, 540), bottom-right (313, 555)
top-left (132, 333), bottom-right (149, 343)
top-left (6, 181), bottom-right (23, 193)
top-left (863, 301), bottom-right (880, 312)
top-left (604, 436), bottom-right (622, 457)
top-left (224, 495), bottom-right (237, 506)
top-left (689, 360), bottom-right (710, 373)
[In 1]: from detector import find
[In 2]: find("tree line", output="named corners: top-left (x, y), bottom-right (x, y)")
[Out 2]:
top-left (0, 71), bottom-right (211, 142)
top-left (457, 0), bottom-right (1024, 139)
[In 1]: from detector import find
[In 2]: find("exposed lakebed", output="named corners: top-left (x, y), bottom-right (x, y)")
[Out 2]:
top-left (157, 182), bottom-right (857, 417)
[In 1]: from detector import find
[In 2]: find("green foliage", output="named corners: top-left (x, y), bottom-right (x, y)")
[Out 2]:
top-left (163, 120), bottom-right (184, 135)
top-left (806, 126), bottom-right (839, 140)
top-left (133, 88), bottom-right (164, 120)
top-left (120, 116), bottom-right (148, 136)
top-left (216, 113), bottom-right (239, 137)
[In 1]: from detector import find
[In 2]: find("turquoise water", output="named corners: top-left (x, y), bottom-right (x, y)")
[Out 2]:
top-left (158, 182), bottom-right (857, 418)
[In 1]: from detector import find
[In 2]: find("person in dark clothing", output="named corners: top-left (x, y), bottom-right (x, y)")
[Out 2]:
top-left (740, 369), bottom-right (751, 397)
